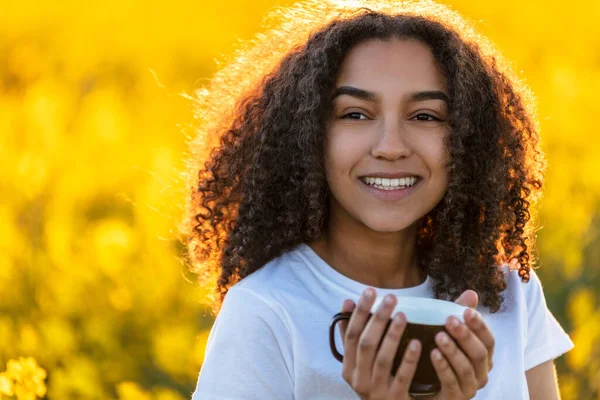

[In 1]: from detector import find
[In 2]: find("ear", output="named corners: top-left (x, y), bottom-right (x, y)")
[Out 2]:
top-left (454, 289), bottom-right (479, 309)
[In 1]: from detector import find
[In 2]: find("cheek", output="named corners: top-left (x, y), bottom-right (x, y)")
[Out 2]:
top-left (325, 130), bottom-right (370, 178)
top-left (415, 134), bottom-right (449, 170)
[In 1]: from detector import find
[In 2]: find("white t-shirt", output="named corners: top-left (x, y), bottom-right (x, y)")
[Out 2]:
top-left (192, 243), bottom-right (574, 399)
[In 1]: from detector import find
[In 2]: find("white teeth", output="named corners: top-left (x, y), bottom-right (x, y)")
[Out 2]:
top-left (362, 176), bottom-right (418, 190)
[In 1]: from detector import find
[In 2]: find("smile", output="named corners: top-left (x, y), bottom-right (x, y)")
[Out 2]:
top-left (361, 176), bottom-right (419, 190)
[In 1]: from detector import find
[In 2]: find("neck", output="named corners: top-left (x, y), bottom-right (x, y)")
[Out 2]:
top-left (308, 205), bottom-right (426, 289)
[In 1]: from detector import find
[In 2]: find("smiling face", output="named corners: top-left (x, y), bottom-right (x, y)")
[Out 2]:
top-left (325, 38), bottom-right (451, 233)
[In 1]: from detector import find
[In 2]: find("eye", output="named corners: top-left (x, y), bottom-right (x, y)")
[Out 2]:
top-left (412, 113), bottom-right (441, 122)
top-left (340, 112), bottom-right (368, 120)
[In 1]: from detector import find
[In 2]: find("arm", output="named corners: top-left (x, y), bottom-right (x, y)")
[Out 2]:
top-left (526, 360), bottom-right (561, 400)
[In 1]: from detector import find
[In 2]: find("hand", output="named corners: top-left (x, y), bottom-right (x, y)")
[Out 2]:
top-left (424, 290), bottom-right (495, 400)
top-left (338, 288), bottom-right (422, 400)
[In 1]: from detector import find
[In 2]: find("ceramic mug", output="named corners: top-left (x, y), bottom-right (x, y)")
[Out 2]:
top-left (329, 296), bottom-right (468, 397)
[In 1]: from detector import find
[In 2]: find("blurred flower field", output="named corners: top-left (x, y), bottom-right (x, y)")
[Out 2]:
top-left (0, 0), bottom-right (598, 399)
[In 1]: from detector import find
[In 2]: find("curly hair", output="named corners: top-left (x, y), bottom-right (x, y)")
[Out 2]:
top-left (180, 0), bottom-right (546, 316)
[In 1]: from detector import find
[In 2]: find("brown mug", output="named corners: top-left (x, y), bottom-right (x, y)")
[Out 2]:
top-left (329, 296), bottom-right (468, 397)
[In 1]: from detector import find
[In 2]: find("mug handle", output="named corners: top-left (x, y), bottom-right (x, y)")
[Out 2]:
top-left (329, 311), bottom-right (353, 362)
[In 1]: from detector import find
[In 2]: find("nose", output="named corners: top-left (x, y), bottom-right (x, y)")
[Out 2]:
top-left (370, 120), bottom-right (413, 161)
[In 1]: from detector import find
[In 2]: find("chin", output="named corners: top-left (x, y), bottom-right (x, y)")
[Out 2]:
top-left (361, 215), bottom-right (417, 233)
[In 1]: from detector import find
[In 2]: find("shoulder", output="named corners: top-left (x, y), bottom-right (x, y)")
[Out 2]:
top-left (220, 244), bottom-right (308, 319)
top-left (499, 264), bottom-right (547, 313)
top-left (234, 247), bottom-right (300, 291)
top-left (477, 264), bottom-right (547, 319)
top-left (233, 243), bottom-right (309, 293)
top-left (215, 284), bottom-right (289, 340)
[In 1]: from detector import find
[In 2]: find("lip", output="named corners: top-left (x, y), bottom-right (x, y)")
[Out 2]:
top-left (359, 176), bottom-right (421, 201)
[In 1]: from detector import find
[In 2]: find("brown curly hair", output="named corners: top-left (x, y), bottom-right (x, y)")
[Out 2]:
top-left (180, 0), bottom-right (545, 316)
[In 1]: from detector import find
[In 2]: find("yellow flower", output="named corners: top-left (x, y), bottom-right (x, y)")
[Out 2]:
top-left (0, 372), bottom-right (14, 396)
top-left (4, 357), bottom-right (47, 400)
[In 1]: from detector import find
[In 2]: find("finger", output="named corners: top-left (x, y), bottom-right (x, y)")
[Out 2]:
top-left (454, 290), bottom-right (479, 309)
top-left (339, 299), bottom-right (356, 340)
top-left (464, 308), bottom-right (495, 371)
top-left (430, 349), bottom-right (463, 398)
top-left (434, 331), bottom-right (478, 397)
top-left (446, 314), bottom-right (492, 388)
top-left (341, 288), bottom-right (376, 383)
top-left (371, 311), bottom-right (407, 386)
top-left (389, 337), bottom-right (422, 396)
top-left (355, 294), bottom-right (397, 388)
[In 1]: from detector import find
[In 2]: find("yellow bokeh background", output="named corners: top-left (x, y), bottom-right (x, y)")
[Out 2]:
top-left (0, 0), bottom-right (598, 399)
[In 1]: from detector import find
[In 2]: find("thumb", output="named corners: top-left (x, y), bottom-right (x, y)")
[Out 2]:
top-left (455, 289), bottom-right (479, 309)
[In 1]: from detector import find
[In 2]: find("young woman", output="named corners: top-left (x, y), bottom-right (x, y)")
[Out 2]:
top-left (184, 1), bottom-right (574, 398)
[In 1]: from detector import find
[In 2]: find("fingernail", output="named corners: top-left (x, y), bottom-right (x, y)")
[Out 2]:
top-left (409, 340), bottom-right (419, 351)
top-left (384, 295), bottom-right (394, 305)
top-left (433, 350), bottom-right (442, 361)
top-left (437, 333), bottom-right (449, 344)
top-left (449, 317), bottom-right (459, 328)
top-left (364, 288), bottom-right (374, 299)
top-left (466, 308), bottom-right (477, 320)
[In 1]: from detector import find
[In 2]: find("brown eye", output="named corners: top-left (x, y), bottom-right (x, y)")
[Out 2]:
top-left (412, 113), bottom-right (441, 122)
top-left (341, 112), bottom-right (368, 120)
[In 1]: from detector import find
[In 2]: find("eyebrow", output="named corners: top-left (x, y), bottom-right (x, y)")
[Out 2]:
top-left (332, 86), bottom-right (450, 105)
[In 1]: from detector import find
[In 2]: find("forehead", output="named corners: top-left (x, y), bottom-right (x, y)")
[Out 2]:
top-left (335, 38), bottom-right (447, 94)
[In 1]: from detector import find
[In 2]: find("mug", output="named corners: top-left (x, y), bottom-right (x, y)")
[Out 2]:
top-left (329, 296), bottom-right (468, 397)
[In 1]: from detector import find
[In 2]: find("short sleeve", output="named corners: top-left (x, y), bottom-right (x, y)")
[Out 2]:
top-left (191, 286), bottom-right (294, 400)
top-left (523, 269), bottom-right (575, 371)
